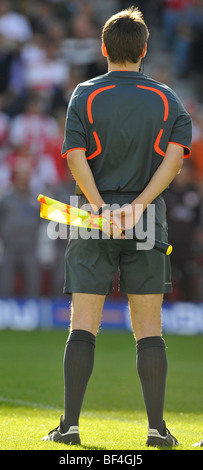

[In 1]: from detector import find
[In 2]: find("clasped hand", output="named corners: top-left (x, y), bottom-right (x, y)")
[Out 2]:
top-left (101, 203), bottom-right (144, 239)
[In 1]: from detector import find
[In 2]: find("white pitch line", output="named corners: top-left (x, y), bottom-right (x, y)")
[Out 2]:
top-left (0, 397), bottom-right (139, 424)
top-left (0, 396), bottom-right (60, 410)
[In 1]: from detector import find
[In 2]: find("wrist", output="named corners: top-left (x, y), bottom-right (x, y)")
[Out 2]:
top-left (131, 196), bottom-right (148, 212)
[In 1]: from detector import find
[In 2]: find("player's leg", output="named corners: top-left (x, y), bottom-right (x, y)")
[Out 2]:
top-left (42, 293), bottom-right (105, 443)
top-left (70, 292), bottom-right (105, 335)
top-left (62, 293), bottom-right (105, 432)
top-left (128, 293), bottom-right (163, 341)
top-left (119, 197), bottom-right (177, 445)
top-left (128, 293), bottom-right (167, 436)
top-left (59, 232), bottom-right (121, 440)
top-left (42, 223), bottom-right (119, 443)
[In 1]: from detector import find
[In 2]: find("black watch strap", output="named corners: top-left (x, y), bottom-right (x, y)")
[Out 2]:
top-left (97, 205), bottom-right (109, 215)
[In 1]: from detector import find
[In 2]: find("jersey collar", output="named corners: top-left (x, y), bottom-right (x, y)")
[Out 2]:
top-left (106, 71), bottom-right (145, 79)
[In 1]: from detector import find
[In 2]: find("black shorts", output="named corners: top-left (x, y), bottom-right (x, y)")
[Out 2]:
top-left (63, 193), bottom-right (172, 295)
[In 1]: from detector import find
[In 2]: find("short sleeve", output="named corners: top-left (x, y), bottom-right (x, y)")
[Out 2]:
top-left (169, 98), bottom-right (192, 157)
top-left (61, 87), bottom-right (87, 158)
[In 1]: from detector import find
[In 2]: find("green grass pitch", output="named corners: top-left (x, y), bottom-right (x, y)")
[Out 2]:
top-left (0, 329), bottom-right (202, 451)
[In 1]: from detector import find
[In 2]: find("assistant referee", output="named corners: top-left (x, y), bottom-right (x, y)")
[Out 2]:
top-left (42, 7), bottom-right (192, 447)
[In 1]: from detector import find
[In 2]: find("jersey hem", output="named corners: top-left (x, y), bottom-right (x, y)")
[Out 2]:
top-left (168, 141), bottom-right (191, 157)
top-left (61, 148), bottom-right (87, 158)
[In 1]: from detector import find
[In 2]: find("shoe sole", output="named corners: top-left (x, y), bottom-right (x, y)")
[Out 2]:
top-left (146, 436), bottom-right (178, 447)
top-left (57, 433), bottom-right (81, 445)
top-left (42, 432), bottom-right (81, 445)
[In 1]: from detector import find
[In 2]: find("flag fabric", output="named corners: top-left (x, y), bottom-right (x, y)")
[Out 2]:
top-left (37, 194), bottom-right (120, 233)
top-left (37, 194), bottom-right (172, 254)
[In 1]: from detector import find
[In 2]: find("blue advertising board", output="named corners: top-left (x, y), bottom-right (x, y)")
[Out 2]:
top-left (0, 298), bottom-right (203, 334)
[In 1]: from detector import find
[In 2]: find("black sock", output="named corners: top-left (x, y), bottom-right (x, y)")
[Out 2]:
top-left (136, 336), bottom-right (168, 435)
top-left (63, 329), bottom-right (95, 431)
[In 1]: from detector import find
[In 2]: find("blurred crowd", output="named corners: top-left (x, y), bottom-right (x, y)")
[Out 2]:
top-left (0, 0), bottom-right (202, 300)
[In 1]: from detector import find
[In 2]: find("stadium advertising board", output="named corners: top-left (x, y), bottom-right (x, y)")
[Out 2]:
top-left (0, 298), bottom-right (203, 334)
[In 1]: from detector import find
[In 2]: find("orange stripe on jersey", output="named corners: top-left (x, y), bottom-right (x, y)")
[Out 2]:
top-left (154, 129), bottom-right (165, 157)
top-left (87, 85), bottom-right (116, 124)
top-left (137, 85), bottom-right (169, 122)
top-left (168, 141), bottom-right (191, 157)
top-left (61, 148), bottom-right (87, 158)
top-left (86, 131), bottom-right (101, 160)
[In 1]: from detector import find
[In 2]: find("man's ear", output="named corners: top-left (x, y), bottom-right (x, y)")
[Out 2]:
top-left (140, 43), bottom-right (147, 58)
top-left (102, 42), bottom-right (108, 58)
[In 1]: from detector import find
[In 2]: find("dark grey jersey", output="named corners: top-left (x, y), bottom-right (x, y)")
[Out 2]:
top-left (62, 71), bottom-right (192, 192)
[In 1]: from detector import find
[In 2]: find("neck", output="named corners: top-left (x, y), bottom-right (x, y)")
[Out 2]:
top-left (108, 60), bottom-right (141, 72)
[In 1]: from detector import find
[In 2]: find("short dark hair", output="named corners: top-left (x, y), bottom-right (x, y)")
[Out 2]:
top-left (102, 7), bottom-right (149, 64)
